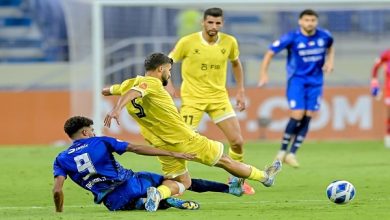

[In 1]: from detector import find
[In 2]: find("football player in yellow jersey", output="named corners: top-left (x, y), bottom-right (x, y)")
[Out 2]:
top-left (168, 8), bottom-right (254, 194)
top-left (104, 53), bottom-right (282, 209)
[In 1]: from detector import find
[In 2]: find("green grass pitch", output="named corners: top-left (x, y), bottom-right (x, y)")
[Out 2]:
top-left (0, 140), bottom-right (389, 220)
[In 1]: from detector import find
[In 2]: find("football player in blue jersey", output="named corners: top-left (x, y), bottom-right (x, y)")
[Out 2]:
top-left (258, 9), bottom-right (335, 168)
top-left (53, 116), bottom-right (202, 212)
top-left (53, 116), bottom-right (244, 212)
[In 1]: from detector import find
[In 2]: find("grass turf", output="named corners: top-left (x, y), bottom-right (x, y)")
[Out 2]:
top-left (0, 140), bottom-right (389, 220)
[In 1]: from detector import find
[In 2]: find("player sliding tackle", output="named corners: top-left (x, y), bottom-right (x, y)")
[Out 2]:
top-left (104, 52), bottom-right (282, 212)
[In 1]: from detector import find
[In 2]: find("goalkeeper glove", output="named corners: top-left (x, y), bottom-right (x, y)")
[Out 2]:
top-left (370, 79), bottom-right (380, 97)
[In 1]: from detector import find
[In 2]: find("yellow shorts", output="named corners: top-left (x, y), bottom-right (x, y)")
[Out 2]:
top-left (156, 134), bottom-right (224, 178)
top-left (180, 98), bottom-right (236, 129)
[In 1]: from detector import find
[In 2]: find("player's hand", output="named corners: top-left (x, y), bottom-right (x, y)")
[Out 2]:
top-left (236, 90), bottom-right (246, 111)
top-left (370, 78), bottom-right (382, 100)
top-left (104, 110), bottom-right (120, 128)
top-left (323, 61), bottom-right (334, 74)
top-left (171, 152), bottom-right (196, 160)
top-left (257, 72), bottom-right (269, 87)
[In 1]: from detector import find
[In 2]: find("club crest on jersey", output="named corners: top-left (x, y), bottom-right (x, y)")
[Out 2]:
top-left (317, 38), bottom-right (325, 47)
top-left (308, 41), bottom-right (315, 46)
top-left (139, 82), bottom-right (148, 90)
top-left (221, 48), bottom-right (226, 54)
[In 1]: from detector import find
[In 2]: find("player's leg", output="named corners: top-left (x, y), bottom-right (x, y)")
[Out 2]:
top-left (189, 178), bottom-right (244, 197)
top-left (102, 173), bottom-right (164, 211)
top-left (144, 174), bottom-right (190, 212)
top-left (208, 101), bottom-right (254, 194)
top-left (277, 77), bottom-right (306, 161)
top-left (215, 154), bottom-right (282, 187)
top-left (287, 85), bottom-right (322, 167)
top-left (384, 96), bottom-right (390, 148)
top-left (131, 171), bottom-right (202, 211)
top-left (208, 100), bottom-right (243, 160)
top-left (180, 134), bottom-right (281, 188)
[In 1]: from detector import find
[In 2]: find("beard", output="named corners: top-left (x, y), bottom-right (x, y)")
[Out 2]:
top-left (162, 78), bottom-right (168, 86)
top-left (207, 29), bottom-right (217, 37)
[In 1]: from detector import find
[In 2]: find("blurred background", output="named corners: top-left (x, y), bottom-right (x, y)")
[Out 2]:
top-left (1, 0), bottom-right (389, 145)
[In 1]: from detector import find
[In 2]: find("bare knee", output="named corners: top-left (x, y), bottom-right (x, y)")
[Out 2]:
top-left (229, 134), bottom-right (244, 149)
top-left (172, 173), bottom-right (192, 189)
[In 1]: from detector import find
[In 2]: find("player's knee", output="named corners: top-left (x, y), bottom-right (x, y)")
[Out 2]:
top-left (290, 110), bottom-right (305, 120)
top-left (229, 135), bottom-right (244, 149)
top-left (174, 175), bottom-right (192, 189)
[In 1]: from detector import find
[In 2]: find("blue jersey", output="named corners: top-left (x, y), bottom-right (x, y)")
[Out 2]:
top-left (53, 136), bottom-right (131, 203)
top-left (270, 28), bottom-right (333, 85)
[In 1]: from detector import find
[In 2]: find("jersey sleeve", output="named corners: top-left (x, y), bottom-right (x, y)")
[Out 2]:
top-left (53, 157), bottom-right (67, 178)
top-left (131, 77), bottom-right (159, 97)
top-left (269, 32), bottom-right (293, 54)
top-left (229, 37), bottom-right (240, 61)
top-left (101, 136), bottom-right (129, 155)
top-left (109, 84), bottom-right (121, 95)
top-left (169, 38), bottom-right (186, 62)
top-left (324, 29), bottom-right (334, 48)
top-left (110, 79), bottom-right (133, 96)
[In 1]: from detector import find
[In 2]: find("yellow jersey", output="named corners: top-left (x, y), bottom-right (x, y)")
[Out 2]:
top-left (169, 32), bottom-right (240, 103)
top-left (111, 76), bottom-right (196, 146)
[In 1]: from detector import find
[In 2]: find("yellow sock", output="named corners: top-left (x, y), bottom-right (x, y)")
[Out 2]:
top-left (229, 148), bottom-right (244, 162)
top-left (247, 165), bottom-right (266, 182)
top-left (157, 185), bottom-right (172, 200)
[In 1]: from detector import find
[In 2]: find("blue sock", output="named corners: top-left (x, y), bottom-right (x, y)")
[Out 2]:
top-left (290, 116), bottom-right (312, 154)
top-left (188, 178), bottom-right (229, 193)
top-left (281, 118), bottom-right (300, 151)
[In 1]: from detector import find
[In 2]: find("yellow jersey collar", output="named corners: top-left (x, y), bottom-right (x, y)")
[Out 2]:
top-left (199, 31), bottom-right (220, 46)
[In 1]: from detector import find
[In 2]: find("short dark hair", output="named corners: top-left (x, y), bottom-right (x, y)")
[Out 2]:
top-left (144, 53), bottom-right (173, 71)
top-left (299, 9), bottom-right (319, 18)
top-left (203, 7), bottom-right (223, 20)
top-left (64, 116), bottom-right (93, 138)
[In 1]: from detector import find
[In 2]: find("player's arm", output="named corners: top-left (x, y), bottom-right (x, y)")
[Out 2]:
top-left (52, 176), bottom-right (65, 212)
top-left (370, 55), bottom-right (386, 98)
top-left (104, 89), bottom-right (142, 128)
top-left (102, 84), bottom-right (121, 96)
top-left (323, 45), bottom-right (335, 74)
top-left (372, 56), bottom-right (386, 80)
top-left (258, 50), bottom-right (275, 87)
top-left (126, 143), bottom-right (195, 160)
top-left (102, 87), bottom-right (112, 96)
top-left (231, 58), bottom-right (246, 111)
top-left (166, 45), bottom-right (183, 98)
top-left (164, 78), bottom-right (177, 98)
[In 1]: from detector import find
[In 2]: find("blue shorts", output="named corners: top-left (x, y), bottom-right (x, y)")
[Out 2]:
top-left (286, 76), bottom-right (323, 111)
top-left (103, 171), bottom-right (164, 211)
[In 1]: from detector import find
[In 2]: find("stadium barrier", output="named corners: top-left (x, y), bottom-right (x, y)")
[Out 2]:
top-left (0, 87), bottom-right (384, 145)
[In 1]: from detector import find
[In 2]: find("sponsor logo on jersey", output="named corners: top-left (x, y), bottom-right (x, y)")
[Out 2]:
top-left (68, 144), bottom-right (88, 154)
